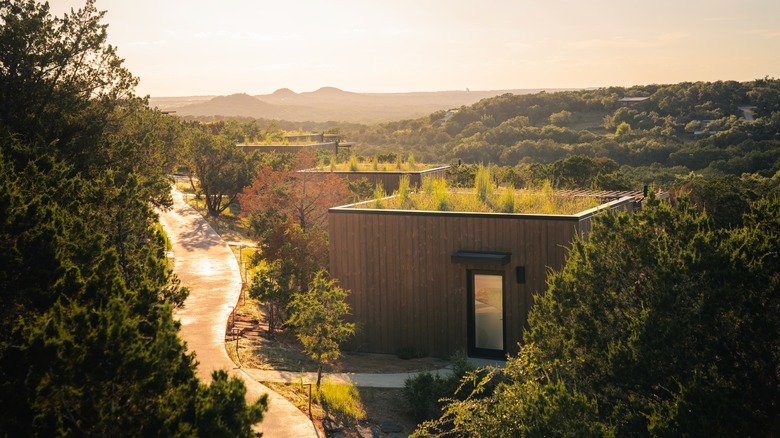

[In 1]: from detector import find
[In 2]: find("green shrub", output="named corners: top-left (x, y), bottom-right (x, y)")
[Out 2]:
top-left (404, 371), bottom-right (441, 421)
top-left (397, 346), bottom-right (427, 360)
top-left (403, 351), bottom-right (476, 421)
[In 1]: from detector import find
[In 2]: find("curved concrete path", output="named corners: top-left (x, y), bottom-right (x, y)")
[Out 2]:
top-left (158, 188), bottom-right (319, 438)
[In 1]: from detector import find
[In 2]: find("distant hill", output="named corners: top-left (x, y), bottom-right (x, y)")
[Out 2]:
top-left (148, 87), bottom-right (579, 123)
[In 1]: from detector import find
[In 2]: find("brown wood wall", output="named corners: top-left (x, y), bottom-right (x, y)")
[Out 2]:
top-left (328, 210), bottom-right (587, 358)
top-left (328, 197), bottom-right (636, 358)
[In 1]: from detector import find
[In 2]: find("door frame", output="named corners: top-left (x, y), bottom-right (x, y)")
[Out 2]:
top-left (467, 269), bottom-right (507, 359)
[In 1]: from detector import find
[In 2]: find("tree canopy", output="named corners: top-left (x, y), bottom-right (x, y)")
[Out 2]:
top-left (416, 195), bottom-right (780, 436)
top-left (0, 1), bottom-right (266, 434)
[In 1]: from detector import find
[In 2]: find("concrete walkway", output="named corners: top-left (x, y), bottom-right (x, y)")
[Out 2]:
top-left (158, 189), bottom-right (320, 438)
top-left (242, 356), bottom-right (506, 389)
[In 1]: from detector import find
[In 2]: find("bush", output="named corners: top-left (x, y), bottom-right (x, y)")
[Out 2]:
top-left (403, 351), bottom-right (475, 421)
top-left (397, 346), bottom-right (427, 360)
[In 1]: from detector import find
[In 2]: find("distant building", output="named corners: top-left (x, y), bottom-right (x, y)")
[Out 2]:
top-left (738, 105), bottom-right (757, 122)
top-left (693, 120), bottom-right (717, 137)
top-left (618, 96), bottom-right (650, 107)
top-left (237, 132), bottom-right (352, 155)
top-left (441, 109), bottom-right (458, 122)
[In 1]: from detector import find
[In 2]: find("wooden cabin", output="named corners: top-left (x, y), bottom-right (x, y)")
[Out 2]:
top-left (302, 165), bottom-right (449, 193)
top-left (328, 192), bottom-right (642, 359)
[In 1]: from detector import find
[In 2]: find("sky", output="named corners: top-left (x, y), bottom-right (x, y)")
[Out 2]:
top-left (50, 0), bottom-right (780, 97)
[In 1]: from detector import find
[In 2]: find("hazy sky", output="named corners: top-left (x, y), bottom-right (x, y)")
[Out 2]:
top-left (51, 0), bottom-right (780, 97)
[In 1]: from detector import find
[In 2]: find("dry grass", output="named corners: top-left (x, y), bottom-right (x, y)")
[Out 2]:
top-left (267, 382), bottom-right (417, 437)
top-left (373, 180), bottom-right (603, 215)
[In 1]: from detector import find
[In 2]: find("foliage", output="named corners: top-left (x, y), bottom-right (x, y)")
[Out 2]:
top-left (186, 127), bottom-right (253, 217)
top-left (248, 259), bottom-right (293, 336)
top-left (474, 164), bottom-right (493, 204)
top-left (497, 184), bottom-right (515, 213)
top-left (315, 381), bottom-right (366, 424)
top-left (396, 174), bottom-right (411, 205)
top-left (239, 149), bottom-right (349, 298)
top-left (549, 109), bottom-right (573, 127)
top-left (340, 78), bottom-right (780, 186)
top-left (432, 178), bottom-right (450, 211)
top-left (419, 195), bottom-right (780, 436)
top-left (413, 344), bottom-right (606, 437)
top-left (372, 181), bottom-right (387, 208)
top-left (403, 352), bottom-right (477, 423)
top-left (348, 154), bottom-right (359, 171)
top-left (615, 121), bottom-right (632, 136)
top-left (0, 1), bottom-right (266, 434)
top-left (286, 271), bottom-right (355, 387)
top-left (363, 181), bottom-right (601, 215)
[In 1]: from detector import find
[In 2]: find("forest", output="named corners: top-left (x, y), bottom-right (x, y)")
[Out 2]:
top-left (0, 1), bottom-right (265, 435)
top-left (1, 0), bottom-right (779, 436)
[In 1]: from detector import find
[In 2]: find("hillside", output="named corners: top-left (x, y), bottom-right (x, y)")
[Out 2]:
top-left (149, 87), bottom-right (577, 123)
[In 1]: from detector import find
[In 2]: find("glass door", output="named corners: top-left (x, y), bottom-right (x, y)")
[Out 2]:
top-left (468, 271), bottom-right (505, 358)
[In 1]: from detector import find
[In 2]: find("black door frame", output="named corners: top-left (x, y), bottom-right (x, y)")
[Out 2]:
top-left (467, 269), bottom-right (507, 359)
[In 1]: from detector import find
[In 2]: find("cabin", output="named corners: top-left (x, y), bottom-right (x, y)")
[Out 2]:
top-left (301, 165), bottom-right (449, 193)
top-left (328, 190), bottom-right (649, 359)
top-left (237, 132), bottom-right (352, 155)
top-left (237, 141), bottom-right (352, 155)
top-left (618, 96), bottom-right (650, 107)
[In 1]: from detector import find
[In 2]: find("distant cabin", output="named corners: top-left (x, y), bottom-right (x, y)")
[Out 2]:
top-left (738, 105), bottom-right (757, 122)
top-left (618, 96), bottom-right (650, 107)
top-left (237, 132), bottom-right (352, 155)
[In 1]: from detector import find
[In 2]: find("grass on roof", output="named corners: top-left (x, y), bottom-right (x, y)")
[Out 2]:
top-left (362, 174), bottom-right (602, 215)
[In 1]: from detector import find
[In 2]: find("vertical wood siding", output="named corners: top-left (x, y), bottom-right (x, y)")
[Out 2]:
top-left (328, 197), bottom-right (635, 358)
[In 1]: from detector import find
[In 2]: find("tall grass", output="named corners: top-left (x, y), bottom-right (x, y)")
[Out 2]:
top-left (365, 178), bottom-right (601, 214)
top-left (474, 164), bottom-right (493, 204)
top-left (396, 174), bottom-right (411, 205)
top-left (316, 380), bottom-right (366, 423)
top-left (348, 155), bottom-right (359, 172)
top-left (432, 178), bottom-right (450, 211)
top-left (408, 153), bottom-right (417, 170)
top-left (498, 184), bottom-right (516, 213)
top-left (372, 182), bottom-right (387, 208)
top-left (421, 175), bottom-right (435, 194)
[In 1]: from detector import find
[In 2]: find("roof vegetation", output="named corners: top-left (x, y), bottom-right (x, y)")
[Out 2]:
top-left (359, 166), bottom-right (603, 214)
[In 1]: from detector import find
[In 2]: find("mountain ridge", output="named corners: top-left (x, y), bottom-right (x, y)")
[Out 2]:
top-left (149, 87), bottom-right (582, 123)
